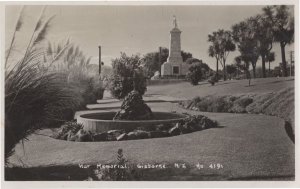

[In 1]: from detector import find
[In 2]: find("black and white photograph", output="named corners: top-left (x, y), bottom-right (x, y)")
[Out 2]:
top-left (1, 0), bottom-right (298, 187)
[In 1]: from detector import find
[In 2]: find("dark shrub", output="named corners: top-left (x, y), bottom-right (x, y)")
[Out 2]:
top-left (194, 96), bottom-right (213, 111)
top-left (186, 96), bottom-right (234, 112)
top-left (208, 79), bottom-right (215, 86)
top-left (229, 96), bottom-right (253, 113)
top-left (181, 115), bottom-right (218, 131)
top-left (235, 97), bottom-right (253, 107)
top-left (208, 74), bottom-right (219, 86)
top-left (53, 121), bottom-right (83, 140)
top-left (186, 63), bottom-right (203, 85)
top-left (184, 97), bottom-right (202, 109)
top-left (109, 53), bottom-right (147, 99)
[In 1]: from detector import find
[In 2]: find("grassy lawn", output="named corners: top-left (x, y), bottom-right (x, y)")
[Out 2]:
top-left (7, 110), bottom-right (294, 180)
top-left (6, 77), bottom-right (295, 181)
top-left (147, 77), bottom-right (294, 99)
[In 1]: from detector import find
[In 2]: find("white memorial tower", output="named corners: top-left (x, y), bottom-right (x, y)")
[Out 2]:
top-left (161, 16), bottom-right (189, 77)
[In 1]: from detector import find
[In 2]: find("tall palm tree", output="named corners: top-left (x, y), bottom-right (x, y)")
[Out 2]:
top-left (208, 29), bottom-right (235, 81)
top-left (263, 5), bottom-right (294, 77)
top-left (232, 19), bottom-right (260, 78)
top-left (208, 44), bottom-right (220, 81)
top-left (255, 15), bottom-right (274, 78)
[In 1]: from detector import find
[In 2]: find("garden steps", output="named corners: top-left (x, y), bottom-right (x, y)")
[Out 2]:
top-left (96, 98), bottom-right (120, 104)
top-left (90, 95), bottom-right (185, 111)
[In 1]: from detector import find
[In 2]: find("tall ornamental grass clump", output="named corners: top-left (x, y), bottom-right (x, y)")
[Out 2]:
top-left (68, 74), bottom-right (105, 108)
top-left (5, 7), bottom-right (80, 161)
top-left (5, 61), bottom-right (80, 160)
top-left (46, 41), bottom-right (106, 104)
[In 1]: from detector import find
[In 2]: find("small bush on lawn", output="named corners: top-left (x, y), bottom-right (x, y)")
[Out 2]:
top-left (208, 79), bottom-right (215, 86)
top-left (208, 76), bottom-right (216, 86)
top-left (208, 73), bottom-right (220, 85)
top-left (186, 63), bottom-right (203, 85)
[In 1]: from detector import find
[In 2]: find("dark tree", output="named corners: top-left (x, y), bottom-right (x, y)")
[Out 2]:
top-left (186, 57), bottom-right (201, 64)
top-left (234, 55), bottom-right (251, 85)
top-left (208, 29), bottom-right (235, 81)
top-left (232, 19), bottom-right (260, 78)
top-left (141, 47), bottom-right (193, 77)
top-left (263, 5), bottom-right (294, 77)
top-left (181, 50), bottom-right (193, 62)
top-left (109, 52), bottom-right (147, 99)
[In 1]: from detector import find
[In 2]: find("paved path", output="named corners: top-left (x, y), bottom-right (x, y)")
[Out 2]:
top-left (8, 95), bottom-right (295, 180)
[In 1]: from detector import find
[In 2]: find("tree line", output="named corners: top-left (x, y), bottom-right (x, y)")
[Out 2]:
top-left (208, 5), bottom-right (294, 81)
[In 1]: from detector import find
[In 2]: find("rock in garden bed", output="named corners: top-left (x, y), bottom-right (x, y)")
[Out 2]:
top-left (113, 90), bottom-right (153, 120)
top-left (52, 114), bottom-right (218, 142)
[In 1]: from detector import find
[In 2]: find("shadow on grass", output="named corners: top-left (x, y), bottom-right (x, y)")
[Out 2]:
top-left (268, 78), bottom-right (294, 84)
top-left (244, 85), bottom-right (255, 87)
top-left (144, 100), bottom-right (167, 103)
top-left (284, 121), bottom-right (295, 144)
top-left (215, 82), bottom-right (232, 86)
top-left (5, 165), bottom-right (90, 181)
top-left (214, 125), bottom-right (226, 129)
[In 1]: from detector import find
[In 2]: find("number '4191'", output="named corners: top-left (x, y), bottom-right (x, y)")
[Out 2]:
top-left (209, 163), bottom-right (223, 169)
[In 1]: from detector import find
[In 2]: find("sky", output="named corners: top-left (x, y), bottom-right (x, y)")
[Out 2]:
top-left (5, 5), bottom-right (294, 70)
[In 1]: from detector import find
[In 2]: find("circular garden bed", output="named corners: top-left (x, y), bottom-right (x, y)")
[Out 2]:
top-left (52, 114), bottom-right (218, 142)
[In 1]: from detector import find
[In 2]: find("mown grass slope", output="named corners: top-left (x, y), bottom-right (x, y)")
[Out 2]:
top-left (148, 77), bottom-right (295, 137)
